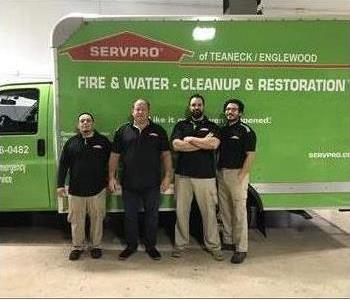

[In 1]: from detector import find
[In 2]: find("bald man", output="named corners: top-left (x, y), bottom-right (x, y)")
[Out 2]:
top-left (109, 99), bottom-right (172, 261)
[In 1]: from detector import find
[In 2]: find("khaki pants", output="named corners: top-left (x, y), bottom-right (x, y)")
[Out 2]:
top-left (68, 188), bottom-right (106, 250)
top-left (217, 169), bottom-right (249, 252)
top-left (174, 175), bottom-right (221, 251)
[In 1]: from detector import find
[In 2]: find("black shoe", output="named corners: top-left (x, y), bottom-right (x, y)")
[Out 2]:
top-left (231, 251), bottom-right (247, 264)
top-left (69, 249), bottom-right (83, 261)
top-left (119, 248), bottom-right (136, 260)
top-left (221, 243), bottom-right (235, 251)
top-left (90, 248), bottom-right (102, 259)
top-left (146, 247), bottom-right (161, 260)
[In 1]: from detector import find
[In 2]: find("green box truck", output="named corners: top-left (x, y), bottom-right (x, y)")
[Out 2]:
top-left (1, 15), bottom-right (349, 215)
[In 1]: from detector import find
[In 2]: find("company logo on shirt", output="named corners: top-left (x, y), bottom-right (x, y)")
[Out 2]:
top-left (149, 133), bottom-right (159, 137)
top-left (93, 145), bottom-right (103, 149)
top-left (230, 135), bottom-right (240, 140)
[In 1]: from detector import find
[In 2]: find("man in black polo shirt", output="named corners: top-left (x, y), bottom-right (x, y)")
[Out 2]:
top-left (57, 113), bottom-right (111, 261)
top-left (171, 94), bottom-right (223, 261)
top-left (218, 99), bottom-right (256, 264)
top-left (108, 99), bottom-right (172, 260)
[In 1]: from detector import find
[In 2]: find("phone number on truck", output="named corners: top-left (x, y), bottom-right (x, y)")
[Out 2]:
top-left (0, 145), bottom-right (30, 155)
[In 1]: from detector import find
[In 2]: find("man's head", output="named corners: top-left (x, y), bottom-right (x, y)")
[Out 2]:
top-left (132, 98), bottom-right (150, 124)
top-left (223, 99), bottom-right (244, 123)
top-left (77, 112), bottom-right (94, 135)
top-left (188, 94), bottom-right (205, 120)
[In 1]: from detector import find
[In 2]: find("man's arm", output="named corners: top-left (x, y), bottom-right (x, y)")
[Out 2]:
top-left (108, 152), bottom-right (120, 193)
top-left (184, 135), bottom-right (220, 150)
top-left (171, 122), bottom-right (200, 152)
top-left (160, 150), bottom-right (173, 192)
top-left (238, 151), bottom-right (256, 182)
top-left (56, 144), bottom-right (69, 197)
top-left (172, 139), bottom-right (201, 152)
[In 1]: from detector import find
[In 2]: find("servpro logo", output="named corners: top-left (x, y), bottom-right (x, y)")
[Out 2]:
top-left (60, 31), bottom-right (193, 62)
top-left (90, 46), bottom-right (160, 59)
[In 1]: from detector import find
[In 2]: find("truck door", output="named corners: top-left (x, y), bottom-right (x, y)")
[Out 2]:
top-left (0, 84), bottom-right (51, 210)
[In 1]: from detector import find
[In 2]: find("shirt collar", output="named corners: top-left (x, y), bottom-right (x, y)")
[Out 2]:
top-left (78, 130), bottom-right (95, 139)
top-left (131, 119), bottom-right (152, 132)
top-left (187, 115), bottom-right (208, 124)
top-left (226, 119), bottom-right (241, 127)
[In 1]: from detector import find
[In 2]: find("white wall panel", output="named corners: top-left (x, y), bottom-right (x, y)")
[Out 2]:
top-left (0, 1), bottom-right (98, 83)
top-left (0, 0), bottom-right (222, 84)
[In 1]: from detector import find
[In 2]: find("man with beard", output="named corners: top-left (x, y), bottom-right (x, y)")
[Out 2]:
top-left (109, 99), bottom-right (172, 261)
top-left (217, 99), bottom-right (256, 264)
top-left (57, 113), bottom-right (111, 261)
top-left (170, 94), bottom-right (223, 261)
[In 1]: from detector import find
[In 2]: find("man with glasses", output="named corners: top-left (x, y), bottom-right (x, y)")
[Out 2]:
top-left (217, 99), bottom-right (257, 264)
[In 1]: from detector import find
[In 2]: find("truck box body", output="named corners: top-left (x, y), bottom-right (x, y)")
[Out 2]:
top-left (0, 16), bottom-right (349, 211)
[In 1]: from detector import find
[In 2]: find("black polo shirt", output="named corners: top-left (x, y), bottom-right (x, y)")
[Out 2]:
top-left (171, 116), bottom-right (220, 178)
top-left (218, 120), bottom-right (256, 169)
top-left (112, 121), bottom-right (170, 190)
top-left (57, 131), bottom-right (111, 197)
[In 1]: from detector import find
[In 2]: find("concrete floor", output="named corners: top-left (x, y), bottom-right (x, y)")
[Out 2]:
top-left (0, 209), bottom-right (349, 298)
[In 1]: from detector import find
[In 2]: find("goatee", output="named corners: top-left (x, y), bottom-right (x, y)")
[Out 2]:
top-left (191, 110), bottom-right (203, 119)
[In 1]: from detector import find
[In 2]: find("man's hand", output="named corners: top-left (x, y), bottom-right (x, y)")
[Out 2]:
top-left (238, 152), bottom-right (256, 184)
top-left (108, 177), bottom-right (119, 193)
top-left (183, 134), bottom-right (220, 150)
top-left (57, 187), bottom-right (66, 198)
top-left (237, 170), bottom-right (247, 184)
top-left (160, 176), bottom-right (171, 192)
top-left (172, 138), bottom-right (200, 152)
top-left (183, 136), bottom-right (194, 143)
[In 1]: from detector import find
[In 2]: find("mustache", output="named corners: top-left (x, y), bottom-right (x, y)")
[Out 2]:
top-left (192, 109), bottom-right (202, 114)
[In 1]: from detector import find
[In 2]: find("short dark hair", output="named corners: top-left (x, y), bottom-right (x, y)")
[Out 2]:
top-left (132, 98), bottom-right (150, 110)
top-left (78, 112), bottom-right (94, 122)
top-left (188, 94), bottom-right (205, 106)
top-left (223, 99), bottom-right (245, 113)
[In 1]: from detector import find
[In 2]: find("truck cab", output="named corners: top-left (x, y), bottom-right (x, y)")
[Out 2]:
top-left (0, 82), bottom-right (56, 211)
